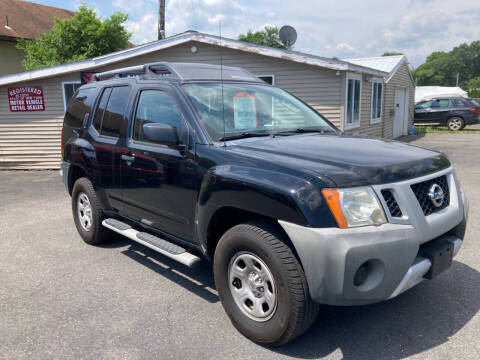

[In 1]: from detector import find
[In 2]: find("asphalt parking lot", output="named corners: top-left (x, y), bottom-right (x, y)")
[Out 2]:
top-left (0, 133), bottom-right (479, 360)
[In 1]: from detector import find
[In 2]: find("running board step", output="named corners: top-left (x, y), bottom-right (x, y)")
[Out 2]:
top-left (102, 218), bottom-right (201, 268)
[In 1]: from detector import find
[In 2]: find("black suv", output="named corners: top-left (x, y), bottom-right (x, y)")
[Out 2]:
top-left (414, 97), bottom-right (479, 130)
top-left (62, 62), bottom-right (468, 345)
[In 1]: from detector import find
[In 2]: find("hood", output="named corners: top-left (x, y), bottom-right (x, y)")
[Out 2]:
top-left (228, 134), bottom-right (450, 187)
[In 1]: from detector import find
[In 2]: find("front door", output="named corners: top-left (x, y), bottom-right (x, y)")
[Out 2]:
top-left (119, 86), bottom-right (196, 241)
top-left (430, 99), bottom-right (452, 123)
top-left (414, 99), bottom-right (433, 124)
top-left (393, 88), bottom-right (407, 138)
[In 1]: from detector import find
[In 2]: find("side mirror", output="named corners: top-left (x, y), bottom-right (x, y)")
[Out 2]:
top-left (142, 123), bottom-right (179, 146)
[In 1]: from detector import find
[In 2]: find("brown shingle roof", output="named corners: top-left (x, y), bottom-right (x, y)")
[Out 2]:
top-left (0, 0), bottom-right (74, 40)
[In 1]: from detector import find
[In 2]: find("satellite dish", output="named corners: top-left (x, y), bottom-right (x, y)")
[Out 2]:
top-left (279, 25), bottom-right (297, 48)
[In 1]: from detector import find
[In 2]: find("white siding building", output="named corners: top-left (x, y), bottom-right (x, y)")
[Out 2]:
top-left (0, 31), bottom-right (414, 169)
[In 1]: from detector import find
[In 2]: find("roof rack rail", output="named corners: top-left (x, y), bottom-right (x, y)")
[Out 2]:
top-left (93, 65), bottom-right (146, 81)
top-left (93, 63), bottom-right (181, 82)
top-left (92, 62), bottom-right (262, 83)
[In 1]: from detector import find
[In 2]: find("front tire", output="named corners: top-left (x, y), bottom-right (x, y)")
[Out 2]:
top-left (213, 221), bottom-right (319, 346)
top-left (72, 177), bottom-right (112, 245)
top-left (447, 116), bottom-right (464, 131)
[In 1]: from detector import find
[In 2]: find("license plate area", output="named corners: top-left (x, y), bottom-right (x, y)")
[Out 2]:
top-left (421, 239), bottom-right (454, 280)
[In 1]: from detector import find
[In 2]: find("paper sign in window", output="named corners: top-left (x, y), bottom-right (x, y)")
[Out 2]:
top-left (233, 93), bottom-right (257, 130)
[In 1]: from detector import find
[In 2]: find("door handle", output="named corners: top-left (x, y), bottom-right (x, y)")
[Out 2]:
top-left (121, 154), bottom-right (135, 162)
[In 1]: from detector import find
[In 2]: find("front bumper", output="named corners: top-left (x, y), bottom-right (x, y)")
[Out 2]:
top-left (279, 168), bottom-right (469, 306)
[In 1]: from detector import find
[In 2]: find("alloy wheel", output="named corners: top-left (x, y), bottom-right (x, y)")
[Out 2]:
top-left (448, 118), bottom-right (463, 131)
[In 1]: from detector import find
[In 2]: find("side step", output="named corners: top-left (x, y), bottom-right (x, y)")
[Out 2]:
top-left (102, 218), bottom-right (201, 268)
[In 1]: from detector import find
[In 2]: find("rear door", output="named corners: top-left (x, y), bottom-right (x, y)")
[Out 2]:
top-left (119, 85), bottom-right (197, 241)
top-left (89, 85), bottom-right (131, 212)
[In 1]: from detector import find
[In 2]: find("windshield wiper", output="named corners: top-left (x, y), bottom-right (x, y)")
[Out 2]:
top-left (219, 132), bottom-right (272, 142)
top-left (273, 128), bottom-right (335, 136)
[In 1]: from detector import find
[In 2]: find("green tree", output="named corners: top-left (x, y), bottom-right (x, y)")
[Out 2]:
top-left (413, 41), bottom-right (480, 87)
top-left (465, 77), bottom-right (480, 97)
top-left (382, 51), bottom-right (403, 56)
top-left (238, 26), bottom-right (286, 49)
top-left (17, 4), bottom-right (131, 70)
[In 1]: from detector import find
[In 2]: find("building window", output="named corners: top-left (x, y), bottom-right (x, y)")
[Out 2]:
top-left (371, 80), bottom-right (383, 123)
top-left (345, 74), bottom-right (361, 129)
top-left (257, 75), bottom-right (275, 85)
top-left (62, 81), bottom-right (81, 112)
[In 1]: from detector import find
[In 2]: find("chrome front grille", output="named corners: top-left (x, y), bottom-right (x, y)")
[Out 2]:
top-left (410, 175), bottom-right (450, 216)
top-left (373, 168), bottom-right (464, 244)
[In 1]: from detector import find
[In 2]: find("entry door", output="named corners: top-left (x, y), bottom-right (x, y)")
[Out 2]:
top-left (119, 87), bottom-right (196, 241)
top-left (393, 88), bottom-right (407, 138)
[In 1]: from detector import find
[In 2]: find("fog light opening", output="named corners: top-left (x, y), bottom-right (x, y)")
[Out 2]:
top-left (353, 259), bottom-right (385, 292)
top-left (354, 262), bottom-right (369, 286)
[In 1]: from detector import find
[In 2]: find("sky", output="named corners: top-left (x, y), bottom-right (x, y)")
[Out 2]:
top-left (32, 0), bottom-right (480, 67)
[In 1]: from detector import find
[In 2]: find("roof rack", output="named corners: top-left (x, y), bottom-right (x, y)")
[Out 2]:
top-left (92, 62), bottom-right (263, 83)
top-left (92, 63), bottom-right (180, 82)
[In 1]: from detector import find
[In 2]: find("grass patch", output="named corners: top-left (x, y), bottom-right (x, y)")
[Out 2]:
top-left (415, 126), bottom-right (480, 134)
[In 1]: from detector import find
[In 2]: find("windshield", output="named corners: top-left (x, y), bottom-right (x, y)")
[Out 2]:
top-left (182, 82), bottom-right (336, 141)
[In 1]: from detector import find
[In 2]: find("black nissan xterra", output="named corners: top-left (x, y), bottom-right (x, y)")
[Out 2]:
top-left (61, 62), bottom-right (469, 345)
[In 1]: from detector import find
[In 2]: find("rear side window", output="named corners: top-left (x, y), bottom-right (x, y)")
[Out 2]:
top-left (64, 87), bottom-right (97, 128)
top-left (92, 88), bottom-right (111, 133)
top-left (133, 90), bottom-right (182, 142)
top-left (101, 86), bottom-right (130, 137)
top-left (91, 86), bottom-right (130, 137)
top-left (453, 98), bottom-right (470, 107)
top-left (432, 99), bottom-right (451, 109)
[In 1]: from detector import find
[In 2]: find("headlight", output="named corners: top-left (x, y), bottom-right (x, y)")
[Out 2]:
top-left (322, 187), bottom-right (387, 228)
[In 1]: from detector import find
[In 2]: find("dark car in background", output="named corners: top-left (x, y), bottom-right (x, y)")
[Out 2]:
top-left (414, 97), bottom-right (479, 130)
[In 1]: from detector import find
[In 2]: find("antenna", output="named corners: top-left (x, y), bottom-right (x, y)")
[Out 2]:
top-left (219, 21), bottom-right (226, 146)
top-left (158, 0), bottom-right (165, 40)
top-left (5, 15), bottom-right (12, 30)
top-left (278, 25), bottom-right (297, 49)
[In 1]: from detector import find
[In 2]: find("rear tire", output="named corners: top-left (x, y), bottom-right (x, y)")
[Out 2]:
top-left (447, 116), bottom-right (464, 131)
top-left (72, 177), bottom-right (112, 245)
top-left (213, 221), bottom-right (319, 346)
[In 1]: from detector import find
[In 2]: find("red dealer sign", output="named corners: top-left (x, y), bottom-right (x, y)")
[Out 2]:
top-left (8, 86), bottom-right (45, 112)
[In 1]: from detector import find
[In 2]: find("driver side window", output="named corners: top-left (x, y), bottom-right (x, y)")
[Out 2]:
top-left (415, 100), bottom-right (433, 110)
top-left (133, 90), bottom-right (182, 142)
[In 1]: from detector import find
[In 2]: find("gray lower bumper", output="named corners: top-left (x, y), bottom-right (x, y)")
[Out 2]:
top-left (278, 191), bottom-right (469, 306)
top-left (387, 237), bottom-right (462, 299)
